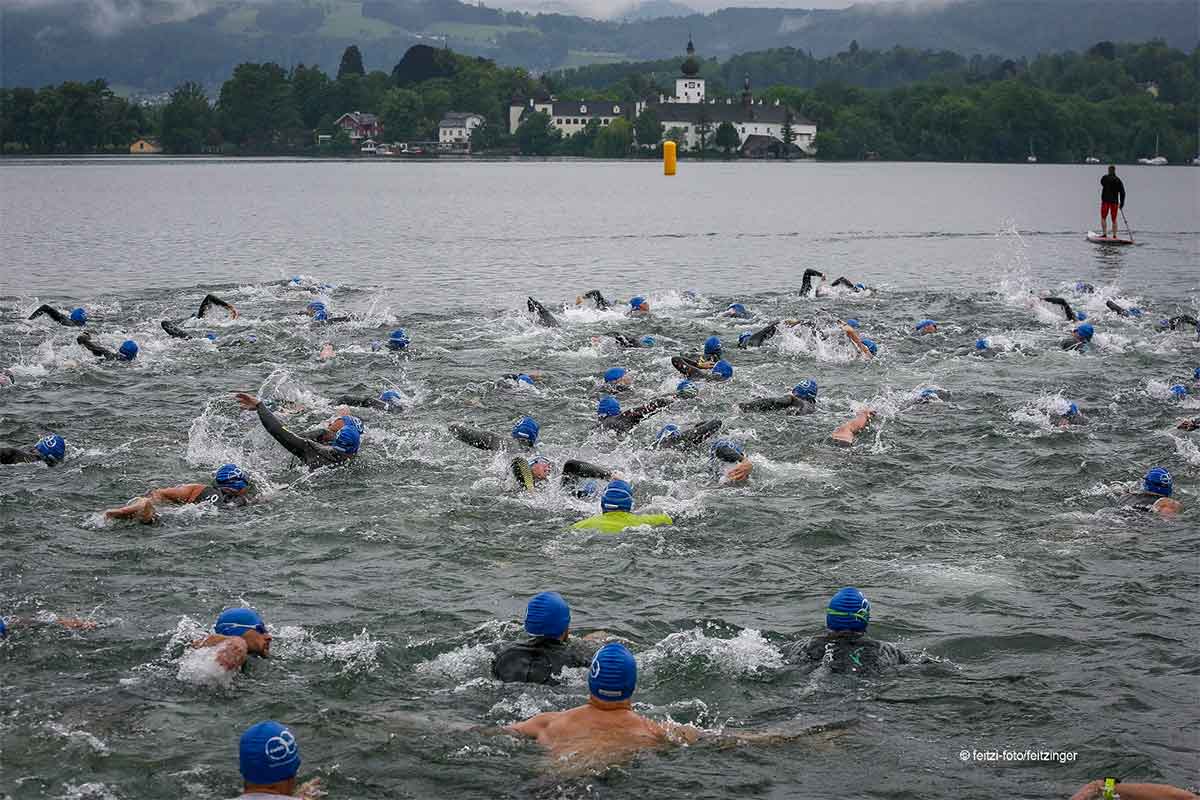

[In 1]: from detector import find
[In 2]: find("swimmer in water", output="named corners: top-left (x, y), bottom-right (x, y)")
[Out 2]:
top-left (799, 268), bottom-right (825, 297)
top-left (830, 408), bottom-right (875, 446)
top-left (1124, 467), bottom-right (1182, 516)
top-left (1105, 299), bottom-right (1143, 318)
top-left (1070, 780), bottom-right (1198, 800)
top-left (1157, 314), bottom-right (1199, 333)
top-left (599, 366), bottom-right (634, 394)
top-left (192, 607), bottom-right (272, 671)
top-left (1061, 322), bottom-right (1094, 351)
top-left (510, 454), bottom-right (613, 493)
top-left (234, 721), bottom-right (322, 800)
top-left (452, 415), bottom-right (539, 452)
top-left (527, 297), bottom-right (560, 328)
top-left (0, 433), bottom-right (66, 467)
top-left (576, 289), bottom-right (612, 310)
top-left (841, 324), bottom-right (876, 360)
top-left (971, 338), bottom-right (998, 358)
top-left (506, 642), bottom-right (698, 760)
top-left (1043, 296), bottom-right (1084, 322)
top-left (739, 379), bottom-right (818, 414)
top-left (597, 394), bottom-right (673, 433)
top-left (738, 322), bottom-right (778, 349)
top-left (303, 301), bottom-right (351, 324)
top-left (628, 296), bottom-right (650, 317)
top-left (1075, 281), bottom-right (1096, 294)
top-left (571, 479), bottom-right (673, 531)
top-left (383, 329), bottom-right (411, 351)
top-left (0, 613), bottom-right (97, 638)
top-left (914, 319), bottom-right (939, 335)
top-left (723, 303), bottom-right (751, 319)
top-left (829, 276), bottom-right (868, 293)
top-left (28, 304), bottom-right (87, 327)
top-left (605, 332), bottom-right (656, 348)
top-left (1049, 401), bottom-right (1085, 427)
top-left (336, 389), bottom-right (406, 413)
top-left (0, 368), bottom-right (14, 387)
top-left (103, 463), bottom-right (254, 523)
top-left (76, 333), bottom-right (138, 361)
top-left (236, 393), bottom-right (360, 468)
top-left (652, 420), bottom-right (721, 450)
top-left (498, 372), bottom-right (540, 388)
top-left (782, 587), bottom-right (910, 675)
top-left (709, 438), bottom-right (753, 482)
top-left (161, 293), bottom-right (240, 338)
top-left (671, 356), bottom-right (733, 382)
top-left (491, 592), bottom-right (606, 684)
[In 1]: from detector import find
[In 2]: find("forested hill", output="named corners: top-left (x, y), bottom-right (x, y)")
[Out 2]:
top-left (2, 0), bottom-right (1197, 92)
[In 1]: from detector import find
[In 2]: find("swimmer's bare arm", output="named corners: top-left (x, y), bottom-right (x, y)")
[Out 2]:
top-left (1152, 497), bottom-right (1182, 516)
top-left (842, 325), bottom-right (872, 358)
top-left (831, 410), bottom-right (874, 445)
top-left (1071, 781), bottom-right (1198, 800)
top-left (191, 634), bottom-right (250, 670)
top-left (505, 711), bottom-right (558, 738)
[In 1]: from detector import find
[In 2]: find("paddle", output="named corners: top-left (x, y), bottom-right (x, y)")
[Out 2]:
top-left (1120, 207), bottom-right (1135, 243)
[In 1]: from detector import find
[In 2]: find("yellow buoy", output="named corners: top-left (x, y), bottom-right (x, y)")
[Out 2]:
top-left (663, 141), bottom-right (676, 176)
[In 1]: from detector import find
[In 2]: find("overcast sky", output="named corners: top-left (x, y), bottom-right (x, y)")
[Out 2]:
top-left (486, 0), bottom-right (913, 17)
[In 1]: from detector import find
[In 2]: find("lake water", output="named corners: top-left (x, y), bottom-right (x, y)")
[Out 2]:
top-left (1, 159), bottom-right (1198, 800)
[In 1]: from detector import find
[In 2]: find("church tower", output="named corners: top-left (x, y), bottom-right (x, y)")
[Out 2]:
top-left (674, 36), bottom-right (705, 104)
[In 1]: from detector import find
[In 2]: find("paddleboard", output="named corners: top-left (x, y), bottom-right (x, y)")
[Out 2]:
top-left (1087, 231), bottom-right (1134, 245)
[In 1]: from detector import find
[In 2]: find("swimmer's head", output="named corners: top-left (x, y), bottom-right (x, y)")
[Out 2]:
top-left (1074, 323), bottom-right (1094, 341)
top-left (703, 336), bottom-right (722, 357)
top-left (515, 374), bottom-right (535, 386)
top-left (1075, 281), bottom-right (1094, 293)
top-left (35, 433), bottom-right (66, 465)
top-left (239, 721), bottom-right (300, 787)
top-left (306, 301), bottom-right (326, 317)
top-left (0, 369), bottom-right (13, 387)
top-left (861, 338), bottom-right (878, 355)
top-left (511, 416), bottom-right (539, 445)
top-left (844, 318), bottom-right (860, 329)
top-left (710, 438), bottom-right (744, 460)
top-left (711, 360), bottom-right (733, 380)
top-left (604, 367), bottom-right (630, 385)
top-left (676, 380), bottom-right (698, 399)
top-left (726, 303), bottom-right (748, 317)
top-left (975, 338), bottom-right (989, 351)
top-left (1076, 311), bottom-right (1088, 321)
top-left (528, 456), bottom-right (552, 481)
top-left (1143, 467), bottom-right (1173, 497)
top-left (640, 335), bottom-right (655, 347)
top-left (792, 379), bottom-right (818, 400)
top-left (655, 423), bottom-right (680, 445)
top-left (1158, 319), bottom-right (1170, 329)
top-left (387, 329), bottom-right (410, 351)
top-left (524, 592), bottom-right (570, 639)
top-left (920, 388), bottom-right (940, 401)
top-left (589, 642), bottom-right (637, 703)
top-left (854, 283), bottom-right (865, 290)
top-left (915, 319), bottom-right (937, 334)
top-left (214, 463), bottom-right (250, 495)
top-left (379, 389), bottom-right (403, 406)
top-left (290, 276), bottom-right (302, 284)
top-left (629, 296), bottom-right (649, 313)
top-left (205, 333), bottom-right (217, 341)
top-left (576, 479), bottom-right (599, 499)
top-left (1193, 367), bottom-right (1199, 382)
top-left (69, 307), bottom-right (87, 325)
top-left (117, 340), bottom-right (139, 361)
top-left (738, 331), bottom-right (752, 347)
top-left (826, 587), bottom-right (870, 632)
top-left (330, 417), bottom-right (361, 454)
top-left (1128, 307), bottom-right (1142, 317)
top-left (597, 396), bottom-right (621, 419)
top-left (0, 617), bottom-right (6, 638)
top-left (1170, 384), bottom-right (1188, 399)
top-left (1066, 402), bottom-right (1080, 418)
top-left (600, 479), bottom-right (633, 513)
top-left (215, 607), bottom-right (267, 636)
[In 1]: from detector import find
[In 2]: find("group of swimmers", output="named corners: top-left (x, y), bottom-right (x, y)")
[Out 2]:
top-left (5, 272), bottom-right (1197, 797)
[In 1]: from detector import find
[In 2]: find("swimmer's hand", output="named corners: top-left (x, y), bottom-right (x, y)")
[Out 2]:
top-left (296, 777), bottom-right (325, 800)
top-left (235, 393), bottom-right (261, 410)
top-left (582, 631), bottom-right (610, 641)
top-left (725, 459), bottom-right (753, 483)
top-left (1153, 497), bottom-right (1182, 516)
top-left (56, 617), bottom-right (97, 631)
top-left (1177, 418), bottom-right (1199, 431)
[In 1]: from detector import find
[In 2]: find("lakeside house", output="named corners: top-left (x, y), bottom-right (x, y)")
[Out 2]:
top-left (507, 98), bottom-right (632, 140)
top-left (438, 112), bottom-right (485, 151)
top-left (130, 137), bottom-right (162, 154)
top-left (336, 111), bottom-right (382, 142)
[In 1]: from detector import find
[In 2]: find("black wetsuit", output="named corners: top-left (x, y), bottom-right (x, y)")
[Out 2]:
top-left (1043, 297), bottom-right (1078, 321)
top-left (255, 405), bottom-right (354, 469)
top-left (799, 269), bottom-right (825, 297)
top-left (337, 395), bottom-right (403, 413)
top-left (782, 631), bottom-right (909, 675)
top-left (28, 305), bottom-right (83, 327)
top-left (162, 294), bottom-right (239, 339)
top-left (739, 323), bottom-right (778, 349)
top-left (194, 485), bottom-right (251, 508)
top-left (76, 334), bottom-right (120, 361)
top-left (671, 356), bottom-right (715, 380)
top-left (1162, 315), bottom-right (1199, 331)
top-left (1100, 174), bottom-right (1125, 207)
top-left (491, 636), bottom-right (600, 685)
top-left (527, 297), bottom-right (560, 328)
top-left (1106, 300), bottom-right (1133, 317)
top-left (831, 277), bottom-right (864, 292)
top-left (599, 397), bottom-right (673, 433)
top-left (1124, 492), bottom-right (1167, 513)
top-left (1060, 336), bottom-right (1087, 352)
top-left (0, 446), bottom-right (53, 466)
top-left (738, 395), bottom-right (816, 414)
top-left (450, 424), bottom-right (533, 452)
top-left (581, 290), bottom-right (611, 310)
top-left (608, 332), bottom-right (647, 348)
top-left (654, 420), bottom-right (721, 450)
top-left (560, 459), bottom-right (613, 492)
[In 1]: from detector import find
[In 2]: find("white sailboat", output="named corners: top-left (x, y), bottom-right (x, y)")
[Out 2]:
top-left (1026, 137), bottom-right (1037, 163)
top-left (1085, 156), bottom-right (1100, 164)
top-left (1138, 135), bottom-right (1168, 165)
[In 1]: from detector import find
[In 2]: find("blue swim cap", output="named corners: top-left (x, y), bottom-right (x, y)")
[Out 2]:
top-left (676, 380), bottom-right (698, 398)
top-left (515, 374), bottom-right (534, 385)
top-left (511, 416), bottom-right (539, 444)
top-left (844, 318), bottom-right (860, 329)
top-left (655, 423), bottom-right (680, 444)
top-left (330, 420), bottom-right (361, 454)
top-left (861, 338), bottom-right (878, 355)
top-left (915, 319), bottom-right (936, 332)
top-left (239, 721), bottom-right (300, 786)
top-left (1158, 319), bottom-right (1170, 329)
top-left (792, 379), bottom-right (818, 400)
top-left (1076, 311), bottom-right (1088, 321)
top-left (640, 336), bottom-right (655, 347)
top-left (728, 303), bottom-right (747, 316)
top-left (35, 433), bottom-right (66, 464)
top-left (69, 307), bottom-right (87, 325)
top-left (0, 616), bottom-right (6, 638)
top-left (1074, 323), bottom-right (1094, 340)
top-left (524, 592), bottom-right (570, 639)
top-left (306, 301), bottom-right (325, 313)
top-left (712, 360), bottom-right (733, 379)
top-left (379, 389), bottom-right (403, 405)
top-left (738, 331), bottom-right (752, 346)
top-left (117, 340), bottom-right (138, 361)
top-left (601, 479), bottom-right (633, 512)
top-left (214, 463), bottom-right (249, 493)
top-left (604, 367), bottom-right (627, 383)
top-left (1171, 384), bottom-right (1188, 398)
top-left (387, 329), bottom-right (410, 350)
top-left (215, 607), bottom-right (266, 636)
top-left (205, 333), bottom-right (217, 341)
top-left (703, 336), bottom-right (722, 356)
top-left (975, 338), bottom-right (989, 350)
top-left (1066, 402), bottom-right (1080, 417)
top-left (1194, 367), bottom-right (1200, 381)
top-left (310, 305), bottom-right (328, 322)
top-left (854, 283), bottom-right (865, 290)
top-left (589, 642), bottom-right (637, 702)
top-left (826, 587), bottom-right (870, 632)
top-left (710, 438), bottom-right (744, 458)
top-left (576, 479), bottom-right (599, 499)
top-left (342, 415), bottom-right (365, 434)
top-left (290, 275), bottom-right (302, 284)
top-left (1128, 307), bottom-right (1142, 317)
top-left (920, 388), bottom-right (940, 400)
top-left (1143, 467), bottom-right (1173, 497)
top-left (597, 396), bottom-right (621, 418)
top-left (630, 296), bottom-right (646, 308)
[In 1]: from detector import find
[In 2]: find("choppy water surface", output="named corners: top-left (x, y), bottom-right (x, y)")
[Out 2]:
top-left (1, 160), bottom-right (1198, 800)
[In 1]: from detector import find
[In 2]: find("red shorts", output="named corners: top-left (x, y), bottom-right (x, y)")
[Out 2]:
top-left (1101, 201), bottom-right (1119, 222)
